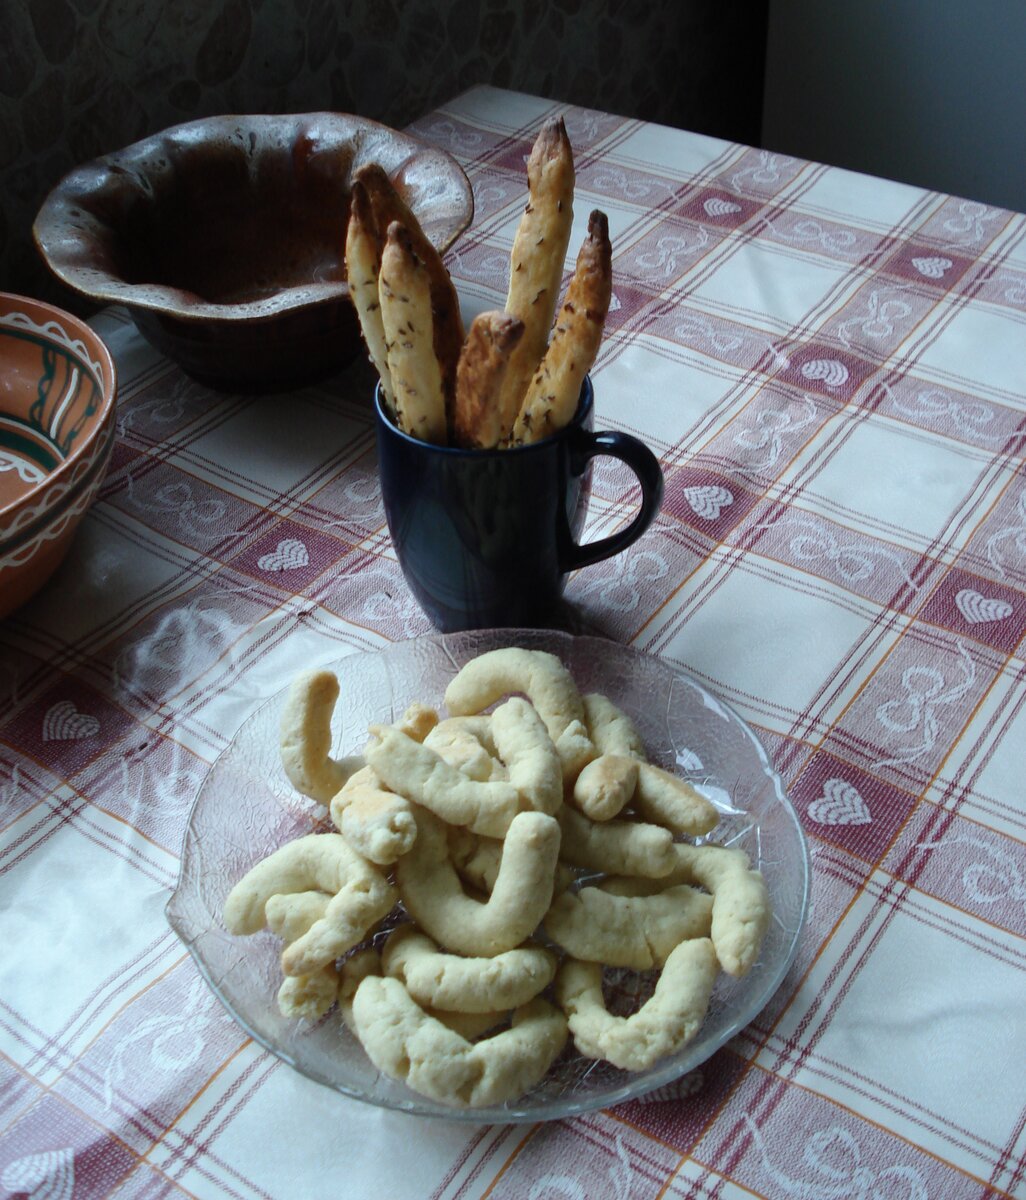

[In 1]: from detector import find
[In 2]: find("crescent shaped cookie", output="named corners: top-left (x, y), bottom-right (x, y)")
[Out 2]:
top-left (223, 832), bottom-right (396, 976)
top-left (544, 881), bottom-right (713, 970)
top-left (444, 647), bottom-right (596, 779)
top-left (278, 670), bottom-right (363, 804)
top-left (557, 937), bottom-right (718, 1071)
top-left (654, 843), bottom-right (771, 977)
top-left (555, 804), bottom-right (676, 878)
top-left (382, 925), bottom-right (556, 1013)
top-left (366, 725), bottom-right (520, 837)
top-left (351, 974), bottom-right (567, 1108)
top-left (396, 809), bottom-right (560, 957)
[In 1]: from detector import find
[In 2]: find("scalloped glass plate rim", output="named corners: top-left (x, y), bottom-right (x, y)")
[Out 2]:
top-left (166, 628), bottom-right (810, 1122)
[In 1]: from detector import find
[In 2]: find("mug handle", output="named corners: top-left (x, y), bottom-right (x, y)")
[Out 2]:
top-left (560, 428), bottom-right (665, 571)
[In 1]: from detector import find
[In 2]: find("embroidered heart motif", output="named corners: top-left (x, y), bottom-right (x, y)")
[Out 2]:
top-left (42, 700), bottom-right (100, 742)
top-left (912, 255), bottom-right (953, 279)
top-left (800, 358), bottom-right (849, 387)
top-left (683, 485), bottom-right (734, 520)
top-left (955, 588), bottom-right (1012, 624)
top-left (1, 1148), bottom-right (75, 1200)
top-left (808, 777), bottom-right (871, 826)
top-left (704, 196), bottom-right (742, 218)
top-left (257, 538), bottom-right (310, 572)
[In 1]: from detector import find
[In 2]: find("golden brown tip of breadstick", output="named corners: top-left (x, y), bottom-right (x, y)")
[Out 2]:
top-left (581, 209), bottom-right (613, 321)
top-left (454, 311), bottom-right (526, 449)
top-left (354, 161), bottom-right (393, 189)
top-left (587, 209), bottom-right (609, 241)
top-left (529, 118), bottom-right (572, 174)
top-left (384, 219), bottom-right (418, 261)
top-left (348, 178), bottom-right (375, 236)
top-left (482, 311), bottom-right (526, 351)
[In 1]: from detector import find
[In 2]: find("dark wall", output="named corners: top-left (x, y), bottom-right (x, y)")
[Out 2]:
top-left (1, 0), bottom-right (768, 312)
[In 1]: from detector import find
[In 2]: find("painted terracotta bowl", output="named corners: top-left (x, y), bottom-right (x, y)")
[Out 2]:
top-left (0, 293), bottom-right (117, 621)
top-left (33, 112), bottom-right (474, 392)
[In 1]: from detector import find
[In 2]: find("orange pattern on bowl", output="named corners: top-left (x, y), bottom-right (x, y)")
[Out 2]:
top-left (0, 293), bottom-right (117, 620)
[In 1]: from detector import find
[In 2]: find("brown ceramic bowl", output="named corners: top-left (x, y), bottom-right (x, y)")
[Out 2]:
top-left (32, 113), bottom-right (474, 392)
top-left (0, 293), bottom-right (117, 620)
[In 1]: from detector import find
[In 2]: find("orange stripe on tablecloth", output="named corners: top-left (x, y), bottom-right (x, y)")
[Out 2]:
top-left (97, 505), bottom-right (382, 747)
top-left (704, 1061), bottom-right (1020, 1200)
top-left (12, 933), bottom-right (178, 1085)
top-left (428, 1124), bottom-right (504, 1200)
top-left (0, 781), bottom-right (172, 891)
top-left (774, 1034), bottom-right (1012, 1158)
top-left (63, 952), bottom-right (187, 1063)
top-left (778, 646), bottom-right (1018, 888)
top-left (478, 1124), bottom-right (541, 1198)
top-left (883, 667), bottom-right (1017, 876)
top-left (146, 1045), bottom-right (279, 1200)
top-left (952, 663), bottom-right (1026, 826)
top-left (49, 962), bottom-right (229, 1150)
top-left (9, 392), bottom-right (377, 724)
top-left (737, 877), bottom-right (1024, 1178)
top-left (762, 357), bottom-right (1026, 770)
top-left (650, 852), bottom-right (885, 1187)
top-left (993, 1088), bottom-right (1026, 1195)
top-left (0, 1042), bottom-right (202, 1200)
top-left (830, 637), bottom-right (1018, 900)
top-left (634, 200), bottom-right (1010, 754)
top-left (647, 543), bottom-right (914, 754)
top-left (573, 1112), bottom-right (687, 1186)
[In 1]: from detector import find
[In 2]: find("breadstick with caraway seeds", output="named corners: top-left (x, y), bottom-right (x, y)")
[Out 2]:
top-left (357, 163), bottom-right (465, 432)
top-left (511, 210), bottom-right (612, 445)
top-left (495, 118), bottom-right (575, 441)
top-left (453, 311), bottom-right (525, 449)
top-left (344, 178), bottom-right (396, 420)
top-left (379, 221), bottom-right (448, 445)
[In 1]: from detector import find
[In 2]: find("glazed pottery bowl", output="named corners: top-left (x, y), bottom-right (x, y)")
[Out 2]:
top-left (33, 113), bottom-right (474, 391)
top-left (0, 293), bottom-right (117, 621)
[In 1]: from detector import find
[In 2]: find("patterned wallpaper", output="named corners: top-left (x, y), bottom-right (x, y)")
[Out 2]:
top-left (0, 0), bottom-right (767, 312)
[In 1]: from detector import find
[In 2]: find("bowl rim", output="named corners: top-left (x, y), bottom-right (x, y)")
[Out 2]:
top-left (32, 111), bottom-right (475, 325)
top-left (0, 291), bottom-right (117, 522)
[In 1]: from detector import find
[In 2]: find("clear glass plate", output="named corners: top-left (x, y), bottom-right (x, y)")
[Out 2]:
top-left (166, 628), bottom-right (810, 1122)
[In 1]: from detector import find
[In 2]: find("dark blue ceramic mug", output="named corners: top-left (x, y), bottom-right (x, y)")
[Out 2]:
top-left (374, 375), bottom-right (664, 631)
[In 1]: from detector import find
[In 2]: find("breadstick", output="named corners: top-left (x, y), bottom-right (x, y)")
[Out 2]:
top-left (378, 221), bottom-right (448, 445)
top-left (510, 209), bottom-right (612, 445)
top-left (453, 311), bottom-right (525, 449)
top-left (495, 118), bottom-right (575, 441)
top-left (344, 179), bottom-right (396, 420)
top-left (357, 163), bottom-right (465, 430)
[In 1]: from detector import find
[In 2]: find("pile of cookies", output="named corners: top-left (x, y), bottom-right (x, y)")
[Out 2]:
top-left (345, 119), bottom-right (612, 449)
top-left (223, 647), bottom-right (771, 1109)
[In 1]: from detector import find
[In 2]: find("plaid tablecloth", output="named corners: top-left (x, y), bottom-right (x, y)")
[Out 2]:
top-left (3, 84), bottom-right (1026, 1198)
